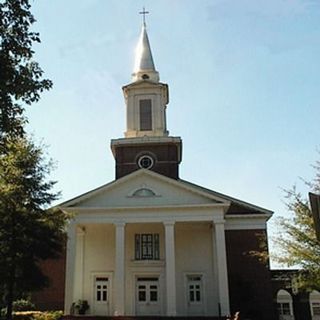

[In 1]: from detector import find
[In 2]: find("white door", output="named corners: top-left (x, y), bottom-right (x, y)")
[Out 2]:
top-left (186, 275), bottom-right (204, 315)
top-left (136, 277), bottom-right (161, 315)
top-left (93, 277), bottom-right (109, 315)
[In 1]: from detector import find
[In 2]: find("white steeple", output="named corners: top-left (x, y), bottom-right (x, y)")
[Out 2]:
top-left (110, 13), bottom-right (182, 180)
top-left (132, 23), bottom-right (159, 83)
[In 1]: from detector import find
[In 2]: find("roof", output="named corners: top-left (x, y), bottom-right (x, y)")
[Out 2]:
top-left (58, 169), bottom-right (273, 217)
top-left (179, 179), bottom-right (273, 215)
top-left (133, 23), bottom-right (156, 73)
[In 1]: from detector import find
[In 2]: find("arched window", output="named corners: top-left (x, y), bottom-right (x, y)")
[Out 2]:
top-left (277, 289), bottom-right (294, 320)
top-left (132, 188), bottom-right (156, 197)
top-left (310, 290), bottom-right (320, 319)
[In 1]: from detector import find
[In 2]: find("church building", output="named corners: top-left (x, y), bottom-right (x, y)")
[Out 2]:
top-left (45, 21), bottom-right (277, 319)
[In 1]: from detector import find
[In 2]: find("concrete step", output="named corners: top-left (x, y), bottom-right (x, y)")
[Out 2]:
top-left (62, 316), bottom-right (229, 320)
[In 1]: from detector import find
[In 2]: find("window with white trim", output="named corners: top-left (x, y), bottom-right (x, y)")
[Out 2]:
top-left (310, 290), bottom-right (320, 317)
top-left (312, 302), bottom-right (320, 316)
top-left (187, 275), bottom-right (203, 303)
top-left (95, 277), bottom-right (108, 302)
top-left (276, 289), bottom-right (293, 318)
top-left (139, 99), bottom-right (152, 131)
top-left (135, 234), bottom-right (159, 260)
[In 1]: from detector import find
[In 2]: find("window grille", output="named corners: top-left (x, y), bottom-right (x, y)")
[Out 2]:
top-left (187, 275), bottom-right (202, 303)
top-left (312, 302), bottom-right (320, 315)
top-left (277, 303), bottom-right (291, 315)
top-left (135, 234), bottom-right (159, 260)
top-left (95, 278), bottom-right (108, 302)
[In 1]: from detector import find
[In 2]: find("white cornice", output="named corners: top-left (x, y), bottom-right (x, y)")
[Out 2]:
top-left (226, 213), bottom-right (272, 220)
top-left (63, 209), bottom-right (225, 224)
top-left (60, 202), bottom-right (229, 213)
top-left (225, 213), bottom-right (271, 230)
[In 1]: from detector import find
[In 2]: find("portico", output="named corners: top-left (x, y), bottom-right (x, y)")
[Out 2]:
top-left (62, 169), bottom-right (232, 317)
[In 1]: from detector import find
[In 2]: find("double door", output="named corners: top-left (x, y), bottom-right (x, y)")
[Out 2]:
top-left (136, 277), bottom-right (161, 315)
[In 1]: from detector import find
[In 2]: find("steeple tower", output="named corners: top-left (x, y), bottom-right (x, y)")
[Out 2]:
top-left (123, 22), bottom-right (168, 139)
top-left (111, 17), bottom-right (182, 180)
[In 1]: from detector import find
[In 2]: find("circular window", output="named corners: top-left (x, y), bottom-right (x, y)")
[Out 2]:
top-left (138, 155), bottom-right (154, 169)
top-left (142, 74), bottom-right (150, 80)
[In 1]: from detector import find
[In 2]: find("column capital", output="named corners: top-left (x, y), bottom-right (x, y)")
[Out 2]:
top-left (213, 218), bottom-right (226, 225)
top-left (114, 221), bottom-right (126, 228)
top-left (163, 220), bottom-right (175, 227)
top-left (76, 226), bottom-right (86, 235)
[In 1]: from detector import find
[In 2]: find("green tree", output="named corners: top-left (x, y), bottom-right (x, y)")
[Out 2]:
top-left (0, 0), bottom-right (52, 140)
top-left (0, 1), bottom-right (67, 319)
top-left (0, 137), bottom-right (67, 320)
top-left (275, 159), bottom-right (320, 289)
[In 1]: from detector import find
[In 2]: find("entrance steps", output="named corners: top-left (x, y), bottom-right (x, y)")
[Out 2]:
top-left (62, 317), bottom-right (228, 320)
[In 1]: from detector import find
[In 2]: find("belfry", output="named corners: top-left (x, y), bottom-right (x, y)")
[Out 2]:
top-left (111, 22), bottom-right (182, 180)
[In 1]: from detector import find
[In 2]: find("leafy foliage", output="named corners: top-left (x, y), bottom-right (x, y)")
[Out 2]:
top-left (0, 2), bottom-right (66, 319)
top-left (275, 160), bottom-right (320, 289)
top-left (0, 311), bottom-right (63, 320)
top-left (0, 0), bottom-right (52, 140)
top-left (0, 137), bottom-right (68, 319)
top-left (12, 300), bottom-right (35, 312)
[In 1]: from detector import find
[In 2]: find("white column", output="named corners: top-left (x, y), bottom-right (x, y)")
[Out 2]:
top-left (164, 221), bottom-right (176, 316)
top-left (73, 226), bottom-right (85, 301)
top-left (64, 222), bottom-right (76, 314)
top-left (214, 219), bottom-right (230, 316)
top-left (114, 222), bottom-right (126, 315)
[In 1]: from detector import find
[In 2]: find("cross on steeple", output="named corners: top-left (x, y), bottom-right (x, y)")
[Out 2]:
top-left (139, 7), bottom-right (149, 25)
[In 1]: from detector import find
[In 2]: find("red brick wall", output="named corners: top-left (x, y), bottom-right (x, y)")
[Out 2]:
top-left (225, 229), bottom-right (276, 320)
top-left (114, 143), bottom-right (181, 179)
top-left (31, 249), bottom-right (66, 310)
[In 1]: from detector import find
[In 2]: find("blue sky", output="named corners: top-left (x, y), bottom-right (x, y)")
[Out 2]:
top-left (26, 0), bottom-right (320, 267)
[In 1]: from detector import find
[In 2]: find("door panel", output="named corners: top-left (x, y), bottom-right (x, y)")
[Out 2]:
top-left (186, 275), bottom-right (204, 315)
top-left (136, 277), bottom-right (160, 315)
top-left (93, 277), bottom-right (109, 316)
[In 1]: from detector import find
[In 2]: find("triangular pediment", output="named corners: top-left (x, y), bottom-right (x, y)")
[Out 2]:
top-left (60, 169), bottom-right (228, 209)
top-left (122, 80), bottom-right (167, 91)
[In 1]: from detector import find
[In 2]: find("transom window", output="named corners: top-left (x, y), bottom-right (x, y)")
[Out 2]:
top-left (139, 99), bottom-right (152, 131)
top-left (135, 234), bottom-right (159, 260)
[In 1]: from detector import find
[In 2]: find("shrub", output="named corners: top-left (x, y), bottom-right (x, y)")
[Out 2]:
top-left (13, 300), bottom-right (36, 312)
top-left (9, 311), bottom-right (63, 320)
top-left (33, 311), bottom-right (63, 320)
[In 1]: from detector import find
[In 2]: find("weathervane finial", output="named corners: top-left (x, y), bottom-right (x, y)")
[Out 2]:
top-left (139, 6), bottom-right (149, 26)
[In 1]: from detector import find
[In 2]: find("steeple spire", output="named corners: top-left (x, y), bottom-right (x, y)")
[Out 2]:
top-left (132, 11), bottom-right (159, 82)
